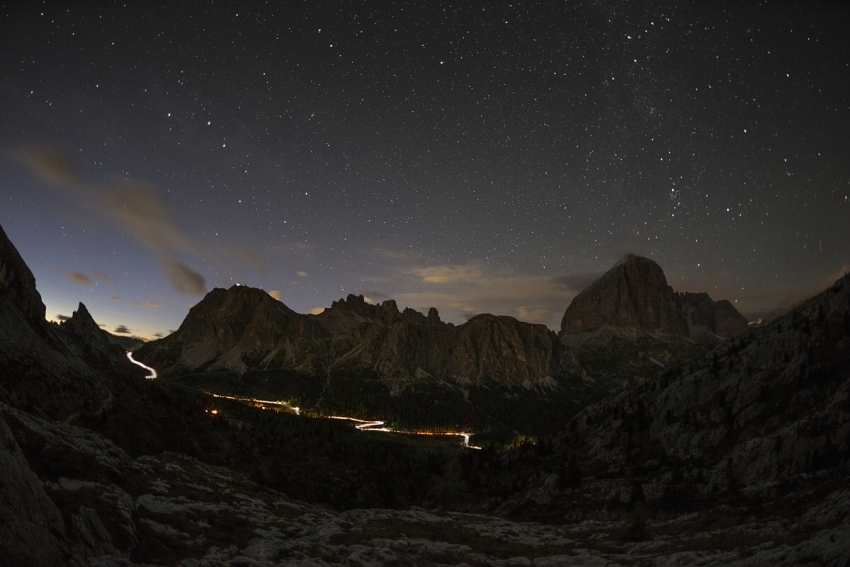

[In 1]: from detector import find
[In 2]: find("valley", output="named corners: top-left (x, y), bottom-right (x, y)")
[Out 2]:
top-left (1, 222), bottom-right (849, 565)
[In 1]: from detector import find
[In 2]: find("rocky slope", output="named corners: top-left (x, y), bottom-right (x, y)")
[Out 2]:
top-left (492, 272), bottom-right (850, 544)
top-left (558, 255), bottom-right (749, 391)
top-left (0, 225), bottom-right (114, 420)
top-left (55, 302), bottom-right (137, 374)
top-left (3, 395), bottom-right (850, 566)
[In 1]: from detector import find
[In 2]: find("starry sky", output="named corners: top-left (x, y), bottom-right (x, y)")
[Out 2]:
top-left (2, 1), bottom-right (849, 340)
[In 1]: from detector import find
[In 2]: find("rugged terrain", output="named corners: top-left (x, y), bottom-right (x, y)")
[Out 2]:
top-left (2, 221), bottom-right (849, 565)
top-left (134, 255), bottom-right (751, 437)
top-left (136, 288), bottom-right (578, 390)
top-left (135, 287), bottom-right (591, 436)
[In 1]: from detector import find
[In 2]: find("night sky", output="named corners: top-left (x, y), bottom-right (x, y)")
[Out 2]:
top-left (2, 1), bottom-right (849, 340)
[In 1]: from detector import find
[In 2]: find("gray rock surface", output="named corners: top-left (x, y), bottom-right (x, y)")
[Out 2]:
top-left (559, 255), bottom-right (748, 340)
top-left (0, 416), bottom-right (68, 566)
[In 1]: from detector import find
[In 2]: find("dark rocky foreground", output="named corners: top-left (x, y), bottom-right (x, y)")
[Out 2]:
top-left (2, 221), bottom-right (850, 565)
top-left (2, 394), bottom-right (849, 566)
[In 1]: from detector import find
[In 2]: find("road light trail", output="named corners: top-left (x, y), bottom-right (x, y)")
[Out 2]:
top-left (326, 415), bottom-right (477, 447)
top-left (126, 351), bottom-right (157, 379)
top-left (208, 392), bottom-right (300, 415)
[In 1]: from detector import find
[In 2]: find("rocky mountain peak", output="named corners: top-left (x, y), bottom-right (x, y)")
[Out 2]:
top-left (0, 224), bottom-right (46, 323)
top-left (328, 294), bottom-right (445, 326)
top-left (61, 302), bottom-right (99, 334)
top-left (172, 285), bottom-right (299, 344)
top-left (560, 254), bottom-right (689, 336)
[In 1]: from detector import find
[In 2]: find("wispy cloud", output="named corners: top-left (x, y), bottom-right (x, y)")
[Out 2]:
top-left (162, 257), bottom-right (206, 295)
top-left (61, 270), bottom-right (91, 285)
top-left (131, 301), bottom-right (161, 308)
top-left (56, 313), bottom-right (71, 321)
top-left (109, 295), bottom-right (121, 300)
top-left (13, 145), bottom-right (215, 295)
top-left (370, 254), bottom-right (592, 328)
top-left (297, 271), bottom-right (308, 277)
top-left (90, 270), bottom-right (112, 282)
top-left (359, 289), bottom-right (389, 300)
top-left (114, 325), bottom-right (131, 334)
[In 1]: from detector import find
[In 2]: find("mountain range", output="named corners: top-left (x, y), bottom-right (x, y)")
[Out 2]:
top-left (1, 221), bottom-right (848, 565)
top-left (133, 253), bottom-right (750, 434)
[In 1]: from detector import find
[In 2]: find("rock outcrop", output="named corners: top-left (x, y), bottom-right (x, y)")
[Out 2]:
top-left (560, 254), bottom-right (690, 336)
top-left (0, 416), bottom-right (68, 566)
top-left (0, 226), bottom-right (109, 420)
top-left (557, 255), bottom-right (749, 392)
top-left (0, 224), bottom-right (47, 324)
top-left (55, 302), bottom-right (131, 373)
top-left (679, 291), bottom-right (749, 339)
top-left (136, 285), bottom-right (326, 375)
top-left (559, 254), bottom-right (748, 340)
top-left (137, 287), bottom-right (576, 389)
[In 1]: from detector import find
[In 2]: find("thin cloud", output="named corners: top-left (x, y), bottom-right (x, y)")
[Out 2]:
top-left (297, 271), bottom-right (308, 277)
top-left (114, 325), bottom-right (131, 334)
top-left (153, 332), bottom-right (164, 338)
top-left (56, 314), bottom-right (71, 321)
top-left (15, 145), bottom-right (210, 295)
top-left (550, 272), bottom-right (601, 293)
top-left (514, 306), bottom-right (551, 325)
top-left (13, 145), bottom-right (83, 186)
top-left (61, 270), bottom-right (91, 285)
top-left (220, 244), bottom-right (269, 275)
top-left (109, 295), bottom-right (121, 300)
top-left (90, 270), bottom-right (112, 282)
top-left (162, 257), bottom-right (206, 295)
top-left (131, 301), bottom-right (161, 308)
top-left (360, 290), bottom-right (389, 300)
top-left (387, 259), bottom-right (579, 329)
top-left (416, 265), bottom-right (484, 284)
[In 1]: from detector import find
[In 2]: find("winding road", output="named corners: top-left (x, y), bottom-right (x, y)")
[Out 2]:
top-left (127, 351), bottom-right (157, 379)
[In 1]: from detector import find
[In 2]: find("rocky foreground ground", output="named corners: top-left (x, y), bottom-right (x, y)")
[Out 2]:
top-left (4, 397), bottom-right (850, 567)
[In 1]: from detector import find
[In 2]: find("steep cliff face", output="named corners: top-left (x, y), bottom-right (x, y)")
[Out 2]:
top-left (336, 313), bottom-right (574, 388)
top-left (557, 255), bottom-right (749, 392)
top-left (679, 292), bottom-right (749, 339)
top-left (559, 255), bottom-right (748, 340)
top-left (0, 225), bottom-right (109, 420)
top-left (560, 255), bottom-right (689, 336)
top-left (0, 224), bottom-right (46, 323)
